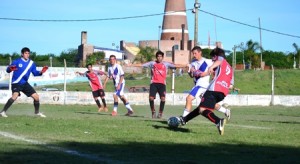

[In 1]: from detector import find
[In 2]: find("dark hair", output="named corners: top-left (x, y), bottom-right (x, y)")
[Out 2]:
top-left (21, 47), bottom-right (30, 54)
top-left (155, 51), bottom-right (164, 58)
top-left (191, 46), bottom-right (202, 52)
top-left (210, 47), bottom-right (226, 59)
top-left (86, 63), bottom-right (92, 68)
top-left (109, 55), bottom-right (116, 59)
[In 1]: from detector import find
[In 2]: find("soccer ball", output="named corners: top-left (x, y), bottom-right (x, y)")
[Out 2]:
top-left (167, 117), bottom-right (180, 128)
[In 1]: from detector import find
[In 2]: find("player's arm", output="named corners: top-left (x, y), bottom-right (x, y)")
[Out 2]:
top-left (76, 71), bottom-right (84, 76)
top-left (208, 60), bottom-right (222, 74)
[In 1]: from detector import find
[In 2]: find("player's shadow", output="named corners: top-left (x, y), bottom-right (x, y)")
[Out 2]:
top-left (152, 124), bottom-right (191, 132)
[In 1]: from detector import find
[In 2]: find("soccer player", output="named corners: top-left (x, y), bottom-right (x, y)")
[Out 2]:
top-left (0, 47), bottom-right (48, 118)
top-left (182, 46), bottom-right (231, 120)
top-left (178, 47), bottom-right (233, 135)
top-left (142, 51), bottom-right (176, 119)
top-left (103, 55), bottom-right (134, 116)
top-left (76, 64), bottom-right (108, 112)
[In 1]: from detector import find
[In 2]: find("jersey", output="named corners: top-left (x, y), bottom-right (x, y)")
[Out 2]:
top-left (7, 58), bottom-right (41, 85)
top-left (84, 70), bottom-right (105, 91)
top-left (190, 57), bottom-right (213, 88)
top-left (142, 61), bottom-right (175, 85)
top-left (107, 64), bottom-right (125, 87)
top-left (208, 56), bottom-right (233, 96)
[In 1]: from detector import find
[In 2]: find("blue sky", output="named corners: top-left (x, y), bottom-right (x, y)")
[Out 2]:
top-left (1, 0), bottom-right (299, 55)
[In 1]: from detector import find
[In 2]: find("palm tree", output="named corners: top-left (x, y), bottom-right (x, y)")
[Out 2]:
top-left (292, 43), bottom-right (300, 68)
top-left (244, 40), bottom-right (263, 69)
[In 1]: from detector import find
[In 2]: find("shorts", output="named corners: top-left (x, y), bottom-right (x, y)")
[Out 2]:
top-left (114, 83), bottom-right (125, 97)
top-left (189, 85), bottom-right (207, 98)
top-left (199, 91), bottom-right (225, 110)
top-left (11, 82), bottom-right (36, 97)
top-left (92, 89), bottom-right (105, 98)
top-left (149, 83), bottom-right (166, 98)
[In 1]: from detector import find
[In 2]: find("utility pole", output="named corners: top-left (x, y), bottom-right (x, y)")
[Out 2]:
top-left (193, 0), bottom-right (200, 47)
top-left (259, 17), bottom-right (263, 69)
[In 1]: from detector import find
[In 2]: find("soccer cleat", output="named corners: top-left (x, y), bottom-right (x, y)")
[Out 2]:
top-left (125, 110), bottom-right (134, 116)
top-left (177, 116), bottom-right (186, 126)
top-left (103, 107), bottom-right (108, 112)
top-left (0, 111), bottom-right (8, 118)
top-left (98, 107), bottom-right (103, 112)
top-left (217, 119), bottom-right (227, 135)
top-left (225, 108), bottom-right (231, 121)
top-left (111, 111), bottom-right (117, 116)
top-left (151, 111), bottom-right (156, 119)
top-left (157, 112), bottom-right (163, 119)
top-left (35, 112), bottom-right (46, 118)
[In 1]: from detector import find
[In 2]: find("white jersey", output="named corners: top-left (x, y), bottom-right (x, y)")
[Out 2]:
top-left (107, 64), bottom-right (125, 87)
top-left (190, 57), bottom-right (213, 88)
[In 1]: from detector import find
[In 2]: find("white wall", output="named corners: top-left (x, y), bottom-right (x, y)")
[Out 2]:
top-left (0, 90), bottom-right (299, 106)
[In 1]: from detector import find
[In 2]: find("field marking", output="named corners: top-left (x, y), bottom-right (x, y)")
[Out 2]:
top-left (0, 131), bottom-right (120, 163)
top-left (196, 121), bottom-right (272, 130)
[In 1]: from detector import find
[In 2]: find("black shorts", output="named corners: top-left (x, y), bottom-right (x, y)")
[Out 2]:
top-left (92, 89), bottom-right (105, 98)
top-left (11, 82), bottom-right (36, 97)
top-left (199, 91), bottom-right (225, 110)
top-left (149, 83), bottom-right (166, 98)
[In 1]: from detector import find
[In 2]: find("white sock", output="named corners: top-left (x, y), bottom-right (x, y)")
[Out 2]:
top-left (217, 106), bottom-right (227, 114)
top-left (125, 103), bottom-right (133, 111)
top-left (182, 109), bottom-right (190, 117)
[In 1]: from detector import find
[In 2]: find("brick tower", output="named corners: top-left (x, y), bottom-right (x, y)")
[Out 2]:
top-left (161, 0), bottom-right (189, 41)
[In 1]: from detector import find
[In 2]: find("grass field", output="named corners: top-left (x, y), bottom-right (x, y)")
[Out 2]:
top-left (0, 104), bottom-right (299, 163)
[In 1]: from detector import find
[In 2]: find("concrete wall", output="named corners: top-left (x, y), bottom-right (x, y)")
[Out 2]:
top-left (1, 90), bottom-right (299, 106)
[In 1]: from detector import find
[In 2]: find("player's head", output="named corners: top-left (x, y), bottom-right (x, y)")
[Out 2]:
top-left (191, 46), bottom-right (202, 60)
top-left (210, 47), bottom-right (226, 61)
top-left (21, 47), bottom-right (30, 60)
top-left (109, 55), bottom-right (117, 65)
top-left (155, 51), bottom-right (164, 62)
top-left (86, 63), bottom-right (93, 71)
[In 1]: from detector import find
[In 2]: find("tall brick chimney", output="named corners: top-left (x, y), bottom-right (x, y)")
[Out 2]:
top-left (161, 0), bottom-right (189, 41)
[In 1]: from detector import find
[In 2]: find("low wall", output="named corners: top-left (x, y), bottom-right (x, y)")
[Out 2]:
top-left (0, 90), bottom-right (299, 106)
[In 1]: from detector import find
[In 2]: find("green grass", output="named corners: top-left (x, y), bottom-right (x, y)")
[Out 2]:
top-left (34, 69), bottom-right (300, 95)
top-left (0, 104), bottom-right (299, 163)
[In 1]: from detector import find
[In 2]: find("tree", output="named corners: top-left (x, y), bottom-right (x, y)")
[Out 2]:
top-left (244, 40), bottom-right (262, 69)
top-left (58, 48), bottom-right (78, 67)
top-left (134, 46), bottom-right (156, 63)
top-left (86, 51), bottom-right (105, 66)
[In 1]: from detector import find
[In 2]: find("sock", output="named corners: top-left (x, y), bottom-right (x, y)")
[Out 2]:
top-left (2, 98), bottom-right (15, 112)
top-left (159, 101), bottom-right (165, 113)
top-left (113, 102), bottom-right (118, 112)
top-left (184, 107), bottom-right (200, 123)
top-left (149, 99), bottom-right (155, 112)
top-left (125, 103), bottom-right (133, 111)
top-left (34, 100), bottom-right (40, 114)
top-left (95, 99), bottom-right (101, 108)
top-left (217, 106), bottom-right (227, 114)
top-left (202, 109), bottom-right (220, 124)
top-left (182, 109), bottom-right (190, 117)
top-left (101, 98), bottom-right (107, 107)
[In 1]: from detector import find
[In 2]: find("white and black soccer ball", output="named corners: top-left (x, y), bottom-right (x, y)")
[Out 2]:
top-left (167, 117), bottom-right (180, 128)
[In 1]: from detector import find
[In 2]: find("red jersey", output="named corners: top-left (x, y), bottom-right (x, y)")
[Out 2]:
top-left (208, 58), bottom-right (233, 96)
top-left (142, 61), bottom-right (175, 85)
top-left (85, 70), bottom-right (105, 91)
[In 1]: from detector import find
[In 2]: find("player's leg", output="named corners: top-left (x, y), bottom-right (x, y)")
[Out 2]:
top-left (92, 90), bottom-right (102, 112)
top-left (112, 90), bottom-right (119, 116)
top-left (28, 86), bottom-right (46, 118)
top-left (157, 84), bottom-right (166, 119)
top-left (149, 83), bottom-right (157, 118)
top-left (99, 89), bottom-right (108, 112)
top-left (0, 86), bottom-right (19, 117)
top-left (181, 86), bottom-right (204, 117)
top-left (215, 103), bottom-right (231, 120)
top-left (118, 83), bottom-right (133, 116)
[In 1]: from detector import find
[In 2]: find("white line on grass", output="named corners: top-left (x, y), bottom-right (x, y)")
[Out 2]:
top-left (0, 131), bottom-right (120, 163)
top-left (195, 121), bottom-right (272, 130)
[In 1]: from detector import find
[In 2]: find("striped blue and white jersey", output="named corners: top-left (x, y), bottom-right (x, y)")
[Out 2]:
top-left (107, 63), bottom-right (125, 87)
top-left (190, 57), bottom-right (213, 87)
top-left (6, 58), bottom-right (41, 84)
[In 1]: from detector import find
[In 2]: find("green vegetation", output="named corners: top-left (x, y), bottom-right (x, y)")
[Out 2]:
top-left (35, 69), bottom-right (300, 95)
top-left (0, 104), bottom-right (299, 163)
